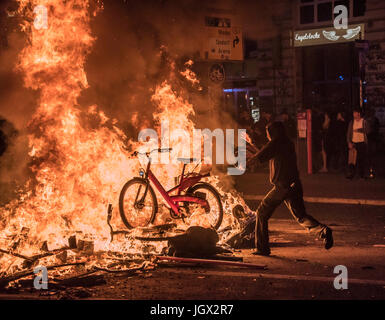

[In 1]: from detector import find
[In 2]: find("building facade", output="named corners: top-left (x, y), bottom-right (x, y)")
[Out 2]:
top-left (199, 0), bottom-right (385, 125)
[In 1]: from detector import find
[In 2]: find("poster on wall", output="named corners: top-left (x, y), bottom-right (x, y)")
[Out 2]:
top-left (297, 112), bottom-right (307, 138)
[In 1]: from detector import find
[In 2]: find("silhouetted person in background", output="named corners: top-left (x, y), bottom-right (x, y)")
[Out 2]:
top-left (251, 121), bottom-right (333, 256)
top-left (325, 112), bottom-right (339, 171)
top-left (335, 111), bottom-right (348, 172)
top-left (346, 108), bottom-right (370, 179)
top-left (311, 108), bottom-right (323, 173)
top-left (277, 108), bottom-right (296, 141)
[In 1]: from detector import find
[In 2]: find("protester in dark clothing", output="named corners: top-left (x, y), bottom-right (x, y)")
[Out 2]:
top-left (277, 109), bottom-right (296, 141)
top-left (325, 112), bottom-right (340, 171)
top-left (319, 112), bottom-right (330, 173)
top-left (346, 108), bottom-right (370, 179)
top-left (251, 121), bottom-right (333, 256)
top-left (334, 112), bottom-right (348, 171)
top-left (311, 109), bottom-right (323, 172)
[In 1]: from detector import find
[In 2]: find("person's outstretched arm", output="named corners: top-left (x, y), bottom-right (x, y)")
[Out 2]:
top-left (248, 140), bottom-right (276, 166)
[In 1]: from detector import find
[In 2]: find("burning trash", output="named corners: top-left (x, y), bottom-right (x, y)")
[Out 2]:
top-left (0, 0), bottom-right (256, 294)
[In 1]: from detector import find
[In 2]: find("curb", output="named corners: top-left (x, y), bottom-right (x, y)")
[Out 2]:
top-left (243, 195), bottom-right (385, 206)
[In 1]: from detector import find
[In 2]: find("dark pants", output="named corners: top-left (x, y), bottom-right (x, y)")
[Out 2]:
top-left (353, 142), bottom-right (368, 178)
top-left (255, 181), bottom-right (327, 254)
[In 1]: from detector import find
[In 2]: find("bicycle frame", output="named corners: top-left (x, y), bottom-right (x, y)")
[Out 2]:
top-left (142, 159), bottom-right (210, 216)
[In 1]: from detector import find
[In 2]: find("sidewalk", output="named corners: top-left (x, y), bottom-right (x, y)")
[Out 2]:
top-left (234, 172), bottom-right (385, 205)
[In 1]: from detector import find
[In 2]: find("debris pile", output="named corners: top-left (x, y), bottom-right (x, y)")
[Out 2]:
top-left (0, 218), bottom-right (266, 297)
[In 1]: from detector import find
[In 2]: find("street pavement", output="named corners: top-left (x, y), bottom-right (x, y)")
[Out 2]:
top-left (0, 172), bottom-right (384, 300)
top-left (50, 200), bottom-right (385, 299)
top-left (234, 171), bottom-right (385, 202)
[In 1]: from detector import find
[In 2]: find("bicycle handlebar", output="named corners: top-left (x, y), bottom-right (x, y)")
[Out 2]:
top-left (132, 148), bottom-right (173, 157)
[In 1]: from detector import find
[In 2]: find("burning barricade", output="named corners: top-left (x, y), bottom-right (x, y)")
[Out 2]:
top-left (0, 0), bottom-right (264, 296)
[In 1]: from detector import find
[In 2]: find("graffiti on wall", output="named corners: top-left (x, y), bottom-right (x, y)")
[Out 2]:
top-left (366, 40), bottom-right (385, 108)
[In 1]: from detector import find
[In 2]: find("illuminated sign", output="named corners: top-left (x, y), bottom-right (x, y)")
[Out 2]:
top-left (293, 23), bottom-right (365, 47)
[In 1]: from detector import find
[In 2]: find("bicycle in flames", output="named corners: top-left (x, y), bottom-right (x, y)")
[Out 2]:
top-left (119, 148), bottom-right (223, 230)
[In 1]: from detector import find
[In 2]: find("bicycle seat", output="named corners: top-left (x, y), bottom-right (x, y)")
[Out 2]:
top-left (177, 157), bottom-right (199, 164)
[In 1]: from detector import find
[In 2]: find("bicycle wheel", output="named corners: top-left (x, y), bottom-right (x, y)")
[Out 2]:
top-left (119, 178), bottom-right (157, 229)
top-left (186, 183), bottom-right (223, 230)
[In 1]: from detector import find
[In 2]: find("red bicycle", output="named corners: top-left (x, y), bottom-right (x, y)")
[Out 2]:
top-left (119, 148), bottom-right (223, 229)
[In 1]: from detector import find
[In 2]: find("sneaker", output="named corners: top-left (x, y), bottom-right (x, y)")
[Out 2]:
top-left (323, 228), bottom-right (333, 250)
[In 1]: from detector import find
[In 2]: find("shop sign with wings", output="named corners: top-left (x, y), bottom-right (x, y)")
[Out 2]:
top-left (293, 24), bottom-right (365, 47)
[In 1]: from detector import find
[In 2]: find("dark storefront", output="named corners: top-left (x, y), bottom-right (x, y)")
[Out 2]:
top-left (301, 42), bottom-right (361, 113)
top-left (222, 80), bottom-right (259, 122)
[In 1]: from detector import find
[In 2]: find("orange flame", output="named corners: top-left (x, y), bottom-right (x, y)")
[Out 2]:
top-left (0, 0), bottom-right (250, 275)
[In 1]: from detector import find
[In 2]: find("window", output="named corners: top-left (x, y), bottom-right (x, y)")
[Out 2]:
top-left (318, 2), bottom-right (332, 22)
top-left (353, 0), bottom-right (366, 17)
top-left (299, 1), bottom-right (332, 25)
top-left (300, 5), bottom-right (315, 24)
top-left (299, 0), bottom-right (366, 25)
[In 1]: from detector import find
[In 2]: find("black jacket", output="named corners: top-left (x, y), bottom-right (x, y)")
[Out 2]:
top-left (255, 122), bottom-right (299, 187)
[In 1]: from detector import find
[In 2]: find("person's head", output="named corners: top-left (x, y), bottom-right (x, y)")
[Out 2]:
top-left (266, 121), bottom-right (286, 141)
top-left (353, 108), bottom-right (363, 120)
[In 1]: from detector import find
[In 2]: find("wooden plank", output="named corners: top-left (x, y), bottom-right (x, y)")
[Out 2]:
top-left (156, 256), bottom-right (266, 269)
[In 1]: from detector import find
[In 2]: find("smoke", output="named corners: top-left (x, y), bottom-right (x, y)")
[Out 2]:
top-left (81, 0), bottom-right (242, 165)
top-left (0, 0), bottom-right (265, 197)
top-left (79, 0), bottom-right (281, 130)
top-left (79, 0), bottom-right (207, 133)
top-left (236, 0), bottom-right (282, 41)
top-left (0, 2), bottom-right (36, 193)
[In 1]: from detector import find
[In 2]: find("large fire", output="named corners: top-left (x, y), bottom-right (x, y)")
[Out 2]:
top-left (0, 0), bottom-right (250, 277)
